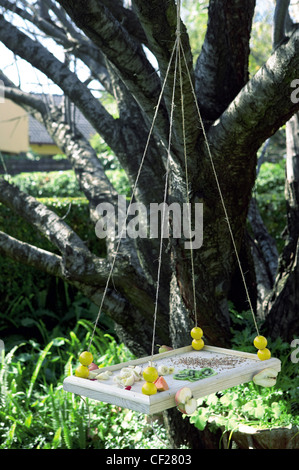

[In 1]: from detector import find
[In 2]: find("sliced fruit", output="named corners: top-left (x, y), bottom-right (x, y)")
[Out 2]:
top-left (75, 365), bottom-right (89, 378)
top-left (133, 366), bottom-right (142, 376)
top-left (191, 338), bottom-right (204, 350)
top-left (88, 370), bottom-right (100, 379)
top-left (120, 368), bottom-right (134, 378)
top-left (173, 369), bottom-right (191, 380)
top-left (118, 366), bottom-right (142, 382)
top-left (174, 368), bottom-right (217, 381)
top-left (253, 368), bottom-right (278, 387)
top-left (198, 367), bottom-right (216, 378)
top-left (132, 369), bottom-right (142, 381)
top-left (158, 345), bottom-right (173, 353)
top-left (142, 381), bottom-right (157, 395)
top-left (154, 376), bottom-right (169, 391)
top-left (157, 365), bottom-right (169, 376)
top-left (257, 348), bottom-right (271, 361)
top-left (253, 335), bottom-right (267, 350)
top-left (178, 397), bottom-right (197, 415)
top-left (142, 366), bottom-right (159, 383)
top-left (79, 351), bottom-right (93, 366)
top-left (122, 374), bottom-right (135, 386)
top-left (175, 387), bottom-right (197, 415)
top-left (175, 386), bottom-right (192, 404)
top-left (190, 327), bottom-right (203, 339)
top-left (96, 371), bottom-right (111, 380)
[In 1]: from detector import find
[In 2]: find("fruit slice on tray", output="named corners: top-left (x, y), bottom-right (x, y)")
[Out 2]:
top-left (154, 376), bottom-right (169, 391)
top-left (253, 368), bottom-right (278, 387)
top-left (173, 367), bottom-right (217, 382)
top-left (175, 387), bottom-right (197, 415)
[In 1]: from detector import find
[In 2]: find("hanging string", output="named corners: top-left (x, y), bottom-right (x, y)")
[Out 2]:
top-left (88, 0), bottom-right (260, 353)
top-left (150, 36), bottom-right (181, 362)
top-left (178, 40), bottom-right (260, 337)
top-left (88, 34), bottom-right (180, 352)
top-left (177, 21), bottom-right (198, 326)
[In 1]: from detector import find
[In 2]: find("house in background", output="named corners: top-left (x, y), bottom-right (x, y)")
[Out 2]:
top-left (0, 94), bottom-right (96, 157)
top-left (28, 94), bottom-right (97, 156)
top-left (0, 99), bottom-right (29, 154)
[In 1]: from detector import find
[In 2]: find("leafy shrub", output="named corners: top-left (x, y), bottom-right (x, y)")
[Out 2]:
top-left (0, 320), bottom-right (168, 449)
top-left (8, 171), bottom-right (83, 198)
top-left (0, 197), bottom-right (106, 346)
top-left (106, 168), bottom-right (131, 197)
top-left (254, 160), bottom-right (286, 252)
top-left (8, 167), bottom-right (131, 198)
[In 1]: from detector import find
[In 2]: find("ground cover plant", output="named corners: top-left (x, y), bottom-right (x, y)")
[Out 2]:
top-left (0, 320), bottom-right (168, 449)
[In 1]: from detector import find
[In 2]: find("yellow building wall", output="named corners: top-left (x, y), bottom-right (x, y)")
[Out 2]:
top-left (0, 99), bottom-right (29, 153)
top-left (30, 143), bottom-right (62, 156)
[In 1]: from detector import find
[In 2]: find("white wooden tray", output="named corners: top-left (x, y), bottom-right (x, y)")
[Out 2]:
top-left (63, 345), bottom-right (281, 415)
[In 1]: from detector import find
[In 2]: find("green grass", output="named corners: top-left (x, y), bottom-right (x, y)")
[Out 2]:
top-left (0, 321), bottom-right (169, 449)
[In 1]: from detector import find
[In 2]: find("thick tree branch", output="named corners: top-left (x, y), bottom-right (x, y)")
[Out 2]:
top-left (56, 0), bottom-right (170, 141)
top-left (0, 14), bottom-right (121, 151)
top-left (0, 82), bottom-right (118, 205)
top-left (0, 230), bottom-right (64, 278)
top-left (208, 27), bottom-right (299, 169)
top-left (132, 0), bottom-right (200, 174)
top-left (0, 177), bottom-right (113, 284)
top-left (273, 0), bottom-right (291, 48)
top-left (0, 79), bottom-right (156, 292)
top-left (1, 84), bottom-right (48, 115)
top-left (105, 62), bottom-right (166, 205)
top-left (0, 175), bottom-right (166, 348)
top-left (0, 0), bottom-right (114, 94)
top-left (100, 0), bottom-right (148, 46)
top-left (0, 229), bottom-right (131, 331)
top-left (0, 177), bottom-right (86, 255)
top-left (195, 0), bottom-right (256, 122)
top-left (0, 11), bottom-right (169, 210)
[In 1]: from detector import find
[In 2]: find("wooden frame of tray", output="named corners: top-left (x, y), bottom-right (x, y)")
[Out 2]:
top-left (63, 345), bottom-right (281, 415)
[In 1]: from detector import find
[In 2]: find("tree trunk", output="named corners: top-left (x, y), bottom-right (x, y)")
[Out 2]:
top-left (247, 197), bottom-right (279, 320)
top-left (163, 407), bottom-right (222, 449)
top-left (264, 113), bottom-right (299, 340)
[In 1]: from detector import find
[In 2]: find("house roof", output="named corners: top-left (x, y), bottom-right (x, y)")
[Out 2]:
top-left (29, 94), bottom-right (96, 145)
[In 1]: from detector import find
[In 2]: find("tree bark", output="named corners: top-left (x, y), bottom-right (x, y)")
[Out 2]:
top-left (264, 113), bottom-right (299, 340)
top-left (247, 197), bottom-right (279, 319)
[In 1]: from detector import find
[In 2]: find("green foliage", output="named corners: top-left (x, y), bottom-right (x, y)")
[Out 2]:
top-left (106, 168), bottom-right (131, 197)
top-left (247, 1), bottom-right (274, 76)
top-left (7, 171), bottom-right (84, 198)
top-left (249, 20), bottom-right (272, 77)
top-left (0, 196), bottom-right (106, 346)
top-left (90, 134), bottom-right (120, 171)
top-left (8, 165), bottom-right (131, 198)
top-left (0, 195), bottom-right (99, 253)
top-left (254, 160), bottom-right (286, 252)
top-left (90, 134), bottom-right (131, 195)
top-left (182, 1), bottom-right (209, 59)
top-left (0, 321), bottom-right (168, 449)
